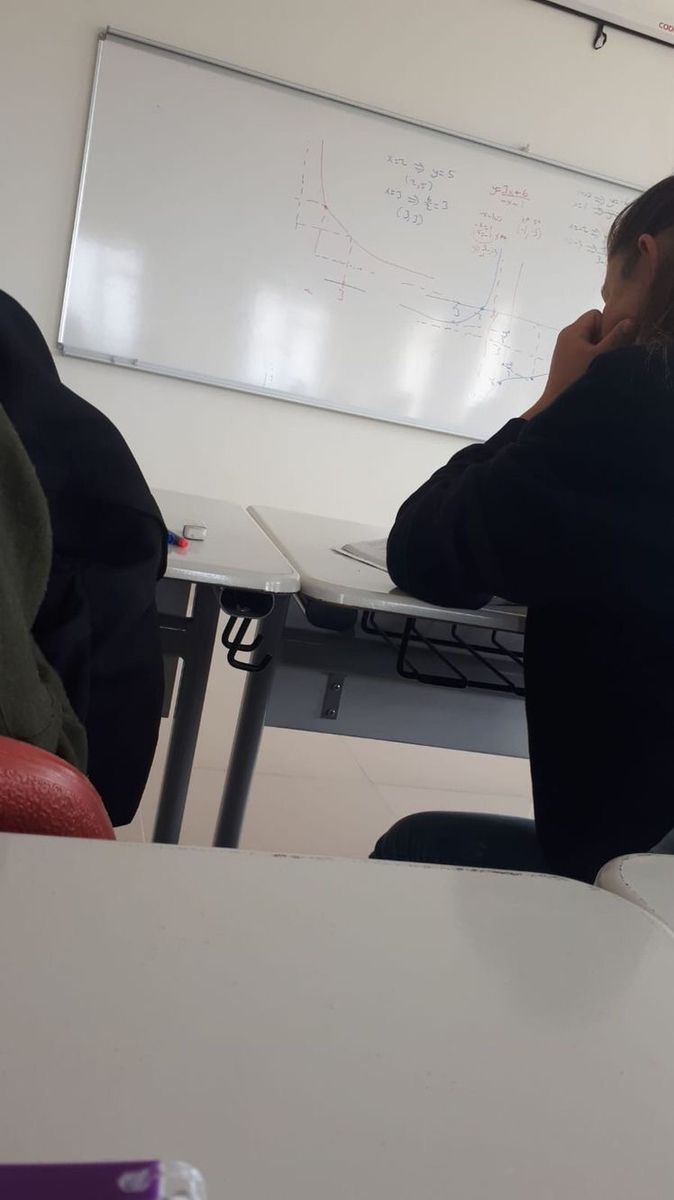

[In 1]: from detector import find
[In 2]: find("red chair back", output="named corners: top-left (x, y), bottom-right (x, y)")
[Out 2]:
top-left (0, 737), bottom-right (115, 840)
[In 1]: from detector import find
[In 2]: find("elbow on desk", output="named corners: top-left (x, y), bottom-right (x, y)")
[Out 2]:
top-left (385, 525), bottom-right (416, 594)
top-left (386, 528), bottom-right (490, 612)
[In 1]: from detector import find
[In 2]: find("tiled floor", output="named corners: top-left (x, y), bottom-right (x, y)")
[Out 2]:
top-left (115, 607), bottom-right (532, 858)
top-left (120, 724), bottom-right (533, 859)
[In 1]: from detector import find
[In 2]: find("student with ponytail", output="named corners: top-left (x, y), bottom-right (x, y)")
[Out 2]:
top-left (374, 176), bottom-right (674, 882)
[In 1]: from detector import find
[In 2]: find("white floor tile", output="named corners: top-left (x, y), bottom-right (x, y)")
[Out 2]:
top-left (240, 773), bottom-right (391, 859)
top-left (179, 767), bottom-right (225, 847)
top-left (163, 624), bottom-right (247, 773)
top-left (376, 784), bottom-right (534, 822)
top-left (256, 728), bottom-right (367, 781)
top-left (140, 707), bottom-right (532, 856)
top-left (154, 764), bottom-right (389, 859)
top-left (114, 807), bottom-right (147, 843)
top-left (348, 738), bottom-right (532, 797)
top-left (136, 720), bottom-right (172, 839)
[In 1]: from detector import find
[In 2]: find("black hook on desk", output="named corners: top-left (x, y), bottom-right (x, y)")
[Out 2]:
top-left (221, 615), bottom-right (271, 672)
top-left (593, 21), bottom-right (608, 48)
top-left (220, 587), bottom-right (275, 671)
top-left (222, 615), bottom-right (261, 653)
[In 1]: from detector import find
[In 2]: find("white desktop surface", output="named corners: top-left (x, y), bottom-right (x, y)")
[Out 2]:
top-left (1, 835), bottom-right (674, 1198)
top-left (597, 853), bottom-right (674, 932)
top-left (154, 489), bottom-right (300, 592)
top-left (250, 506), bottom-right (526, 633)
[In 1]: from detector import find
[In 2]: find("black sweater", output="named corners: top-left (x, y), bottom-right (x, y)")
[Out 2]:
top-left (387, 346), bottom-right (674, 881)
top-left (0, 290), bottom-right (166, 825)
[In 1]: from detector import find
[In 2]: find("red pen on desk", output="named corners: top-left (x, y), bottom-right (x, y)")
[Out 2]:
top-left (167, 530), bottom-right (190, 549)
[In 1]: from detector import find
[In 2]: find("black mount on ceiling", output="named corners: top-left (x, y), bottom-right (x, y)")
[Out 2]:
top-left (593, 22), bottom-right (608, 49)
top-left (531, 2), bottom-right (673, 50)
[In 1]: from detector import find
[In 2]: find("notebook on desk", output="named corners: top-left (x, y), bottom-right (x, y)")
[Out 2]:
top-left (333, 539), bottom-right (522, 612)
top-left (333, 538), bottom-right (389, 572)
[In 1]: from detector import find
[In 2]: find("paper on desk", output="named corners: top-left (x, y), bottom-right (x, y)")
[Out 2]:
top-left (334, 540), bottom-right (523, 614)
top-left (333, 538), bottom-right (389, 572)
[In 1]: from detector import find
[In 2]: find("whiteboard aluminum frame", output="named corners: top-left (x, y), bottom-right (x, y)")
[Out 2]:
top-left (59, 27), bottom-right (645, 434)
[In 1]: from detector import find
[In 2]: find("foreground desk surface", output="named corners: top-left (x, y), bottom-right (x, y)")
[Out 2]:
top-left (597, 853), bottom-right (674, 932)
top-left (155, 489), bottom-right (300, 592)
top-left (2, 836), bottom-right (674, 1199)
top-left (251, 506), bottom-right (526, 633)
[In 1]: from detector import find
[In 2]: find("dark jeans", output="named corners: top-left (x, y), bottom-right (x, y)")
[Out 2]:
top-left (371, 812), bottom-right (555, 875)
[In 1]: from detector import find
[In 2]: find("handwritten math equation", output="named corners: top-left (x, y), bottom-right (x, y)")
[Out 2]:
top-left (289, 139), bottom-right (637, 422)
top-left (489, 183), bottom-right (530, 207)
top-left (471, 209), bottom-right (542, 258)
top-left (383, 161), bottom-right (542, 248)
top-left (384, 154), bottom-right (456, 227)
top-left (565, 220), bottom-right (604, 262)
top-left (565, 188), bottom-right (623, 264)
top-left (572, 188), bottom-right (624, 221)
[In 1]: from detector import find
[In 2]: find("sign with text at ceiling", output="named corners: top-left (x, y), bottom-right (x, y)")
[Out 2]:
top-left (545, 1), bottom-right (674, 44)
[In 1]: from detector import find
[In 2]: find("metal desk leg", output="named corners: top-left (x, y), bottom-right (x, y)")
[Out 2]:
top-left (213, 594), bottom-right (290, 848)
top-left (153, 583), bottom-right (221, 844)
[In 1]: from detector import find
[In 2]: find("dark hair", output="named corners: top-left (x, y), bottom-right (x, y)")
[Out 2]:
top-left (607, 175), bottom-right (674, 346)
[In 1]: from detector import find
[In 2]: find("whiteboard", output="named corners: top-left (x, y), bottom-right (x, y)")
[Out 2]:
top-left (551, 2), bottom-right (674, 45)
top-left (60, 33), bottom-right (639, 439)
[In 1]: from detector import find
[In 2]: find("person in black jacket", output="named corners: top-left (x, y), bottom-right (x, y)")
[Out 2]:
top-left (372, 175), bottom-right (674, 882)
top-left (0, 290), bottom-right (166, 826)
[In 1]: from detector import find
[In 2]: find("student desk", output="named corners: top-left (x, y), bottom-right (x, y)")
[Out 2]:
top-left (596, 854), bottom-right (674, 932)
top-left (153, 490), bottom-right (299, 843)
top-left (214, 507), bottom-right (527, 848)
top-left (1, 834), bottom-right (674, 1200)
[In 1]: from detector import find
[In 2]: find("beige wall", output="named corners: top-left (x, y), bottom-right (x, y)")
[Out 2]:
top-left (2, 0), bottom-right (673, 810)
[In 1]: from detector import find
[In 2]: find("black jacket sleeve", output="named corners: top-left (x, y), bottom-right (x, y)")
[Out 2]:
top-left (388, 419), bottom-right (525, 608)
top-left (387, 350), bottom-right (648, 611)
top-left (80, 507), bottom-right (165, 828)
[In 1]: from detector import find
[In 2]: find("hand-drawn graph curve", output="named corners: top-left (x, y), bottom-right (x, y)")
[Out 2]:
top-left (292, 139), bottom-right (581, 413)
top-left (61, 36), bottom-right (640, 439)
